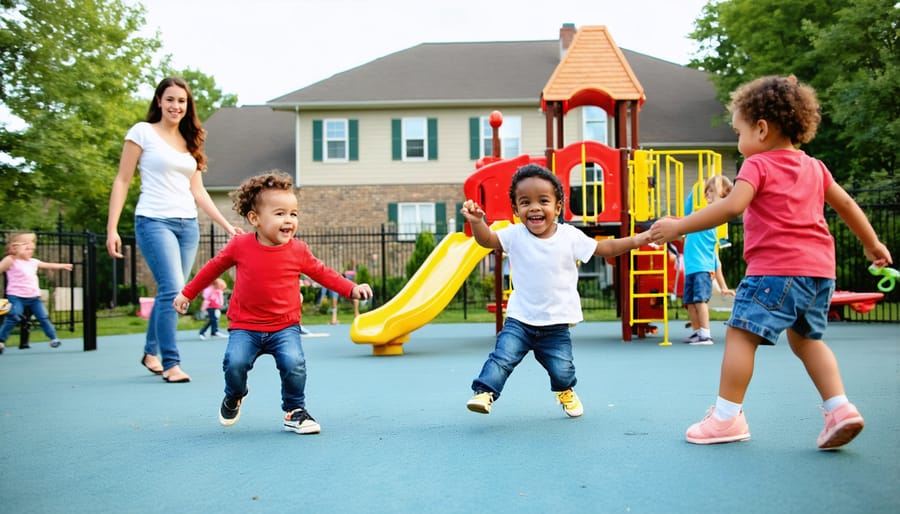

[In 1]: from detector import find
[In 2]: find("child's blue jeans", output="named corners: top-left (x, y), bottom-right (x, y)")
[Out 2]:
top-left (223, 325), bottom-right (307, 412)
top-left (471, 317), bottom-right (577, 400)
top-left (0, 295), bottom-right (57, 342)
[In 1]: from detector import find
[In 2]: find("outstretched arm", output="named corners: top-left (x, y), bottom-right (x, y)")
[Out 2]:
top-left (825, 182), bottom-right (892, 265)
top-left (37, 262), bottom-right (73, 272)
top-left (595, 231), bottom-right (653, 257)
top-left (651, 181), bottom-right (753, 244)
top-left (190, 171), bottom-right (243, 237)
top-left (460, 200), bottom-right (502, 250)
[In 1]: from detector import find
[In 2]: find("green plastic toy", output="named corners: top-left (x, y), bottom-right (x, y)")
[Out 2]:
top-left (868, 264), bottom-right (898, 293)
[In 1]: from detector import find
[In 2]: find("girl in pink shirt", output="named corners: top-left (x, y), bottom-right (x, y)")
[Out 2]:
top-left (651, 75), bottom-right (892, 449)
top-left (198, 278), bottom-right (227, 339)
top-left (0, 232), bottom-right (73, 353)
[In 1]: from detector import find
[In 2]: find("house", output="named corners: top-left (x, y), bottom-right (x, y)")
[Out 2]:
top-left (201, 24), bottom-right (736, 235)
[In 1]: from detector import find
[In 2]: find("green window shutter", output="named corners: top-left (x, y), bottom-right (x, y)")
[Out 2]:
top-left (468, 117), bottom-right (480, 160)
top-left (435, 202), bottom-right (447, 234)
top-left (391, 119), bottom-right (402, 161)
top-left (312, 120), bottom-right (323, 162)
top-left (427, 118), bottom-right (438, 160)
top-left (454, 202), bottom-right (464, 233)
top-left (388, 202), bottom-right (398, 226)
top-left (349, 119), bottom-right (359, 161)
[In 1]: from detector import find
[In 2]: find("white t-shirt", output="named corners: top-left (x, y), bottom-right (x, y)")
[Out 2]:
top-left (497, 223), bottom-right (597, 326)
top-left (126, 122), bottom-right (199, 219)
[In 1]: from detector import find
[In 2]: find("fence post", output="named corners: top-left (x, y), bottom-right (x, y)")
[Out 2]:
top-left (380, 224), bottom-right (388, 307)
top-left (83, 231), bottom-right (97, 351)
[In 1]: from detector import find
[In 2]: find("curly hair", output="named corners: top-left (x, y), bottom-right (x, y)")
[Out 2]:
top-left (146, 77), bottom-right (208, 171)
top-left (728, 75), bottom-right (821, 145)
top-left (509, 164), bottom-right (565, 207)
top-left (229, 170), bottom-right (295, 218)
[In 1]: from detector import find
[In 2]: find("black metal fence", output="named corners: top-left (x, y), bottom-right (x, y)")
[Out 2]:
top-left (2, 188), bottom-right (897, 350)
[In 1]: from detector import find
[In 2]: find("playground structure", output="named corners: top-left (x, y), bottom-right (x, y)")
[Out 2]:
top-left (351, 26), bottom-right (730, 355)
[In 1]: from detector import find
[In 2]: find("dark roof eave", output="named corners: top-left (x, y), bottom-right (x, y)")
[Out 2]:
top-left (267, 98), bottom-right (539, 112)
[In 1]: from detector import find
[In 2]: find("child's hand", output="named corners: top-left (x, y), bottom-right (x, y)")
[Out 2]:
top-left (864, 240), bottom-right (892, 267)
top-left (352, 283), bottom-right (373, 301)
top-left (650, 217), bottom-right (681, 244)
top-left (173, 293), bottom-right (191, 314)
top-left (460, 199), bottom-right (485, 223)
top-left (720, 287), bottom-right (736, 297)
top-left (61, 263), bottom-right (73, 271)
top-left (635, 231), bottom-right (653, 247)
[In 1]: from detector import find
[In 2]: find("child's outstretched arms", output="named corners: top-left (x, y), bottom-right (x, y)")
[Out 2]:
top-left (38, 261), bottom-right (73, 272)
top-left (460, 200), bottom-right (502, 250)
top-left (594, 230), bottom-right (653, 257)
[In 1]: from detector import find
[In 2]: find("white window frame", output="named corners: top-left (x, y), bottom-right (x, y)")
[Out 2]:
top-left (397, 202), bottom-right (436, 241)
top-left (402, 117), bottom-right (427, 161)
top-left (324, 119), bottom-right (349, 162)
top-left (583, 106), bottom-right (608, 145)
top-left (480, 115), bottom-right (521, 158)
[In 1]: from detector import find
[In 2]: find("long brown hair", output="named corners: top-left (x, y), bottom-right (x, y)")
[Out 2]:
top-left (146, 77), bottom-right (208, 171)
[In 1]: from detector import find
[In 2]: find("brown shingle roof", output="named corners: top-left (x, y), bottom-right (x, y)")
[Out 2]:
top-left (542, 26), bottom-right (645, 114)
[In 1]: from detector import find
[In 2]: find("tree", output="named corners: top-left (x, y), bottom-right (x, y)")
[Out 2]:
top-left (688, 0), bottom-right (898, 185)
top-left (0, 0), bottom-right (158, 231)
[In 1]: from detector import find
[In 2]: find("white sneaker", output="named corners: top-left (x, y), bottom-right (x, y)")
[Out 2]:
top-left (198, 333), bottom-right (207, 340)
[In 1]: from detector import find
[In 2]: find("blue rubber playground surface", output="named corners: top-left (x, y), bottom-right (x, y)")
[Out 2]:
top-left (1, 320), bottom-right (897, 513)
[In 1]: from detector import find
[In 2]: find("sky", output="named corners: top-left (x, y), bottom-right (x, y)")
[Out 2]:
top-left (138, 0), bottom-right (711, 106)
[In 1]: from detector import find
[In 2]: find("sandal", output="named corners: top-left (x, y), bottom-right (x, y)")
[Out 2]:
top-left (141, 354), bottom-right (163, 375)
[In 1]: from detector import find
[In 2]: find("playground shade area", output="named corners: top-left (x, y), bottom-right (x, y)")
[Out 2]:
top-left (0, 322), bottom-right (897, 513)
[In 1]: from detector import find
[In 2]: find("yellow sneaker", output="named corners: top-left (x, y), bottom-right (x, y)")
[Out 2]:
top-left (466, 392), bottom-right (493, 414)
top-left (556, 388), bottom-right (583, 417)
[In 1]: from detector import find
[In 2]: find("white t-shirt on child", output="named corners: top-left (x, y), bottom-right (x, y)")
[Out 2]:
top-left (497, 223), bottom-right (597, 326)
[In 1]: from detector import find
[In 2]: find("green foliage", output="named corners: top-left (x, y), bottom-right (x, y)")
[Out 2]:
top-left (0, 0), bottom-right (158, 231)
top-left (406, 231), bottom-right (436, 279)
top-left (688, 0), bottom-right (898, 185)
top-left (0, 0), bottom-right (240, 233)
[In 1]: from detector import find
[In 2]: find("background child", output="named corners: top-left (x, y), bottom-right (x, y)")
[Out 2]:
top-left (198, 278), bottom-right (227, 339)
top-left (681, 175), bottom-right (735, 345)
top-left (0, 232), bottom-right (73, 353)
top-left (460, 164), bottom-right (651, 417)
top-left (650, 75), bottom-right (892, 449)
top-left (174, 171), bottom-right (372, 434)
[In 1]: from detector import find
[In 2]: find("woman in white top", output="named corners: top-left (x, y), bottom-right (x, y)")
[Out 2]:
top-left (106, 77), bottom-right (241, 383)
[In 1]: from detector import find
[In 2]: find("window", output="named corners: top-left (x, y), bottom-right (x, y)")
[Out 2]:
top-left (398, 203), bottom-right (436, 241)
top-left (470, 115), bottom-right (521, 159)
top-left (325, 119), bottom-right (348, 161)
top-left (403, 118), bottom-right (426, 160)
top-left (312, 119), bottom-right (358, 162)
top-left (392, 118), bottom-right (438, 161)
top-left (583, 106), bottom-right (608, 145)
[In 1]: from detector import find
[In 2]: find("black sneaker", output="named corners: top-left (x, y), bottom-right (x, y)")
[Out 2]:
top-left (283, 408), bottom-right (320, 434)
top-left (219, 396), bottom-right (244, 427)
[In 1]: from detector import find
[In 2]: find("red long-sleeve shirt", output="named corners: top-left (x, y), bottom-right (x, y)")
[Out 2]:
top-left (181, 233), bottom-right (355, 331)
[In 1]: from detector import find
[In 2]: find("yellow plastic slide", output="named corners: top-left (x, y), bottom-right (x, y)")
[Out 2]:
top-left (351, 221), bottom-right (510, 355)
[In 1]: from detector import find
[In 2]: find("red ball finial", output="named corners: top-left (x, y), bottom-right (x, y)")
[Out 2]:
top-left (489, 110), bottom-right (503, 128)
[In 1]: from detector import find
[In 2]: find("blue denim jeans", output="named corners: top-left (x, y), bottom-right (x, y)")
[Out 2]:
top-left (200, 308), bottom-right (221, 336)
top-left (727, 275), bottom-right (834, 345)
top-left (223, 325), bottom-right (307, 412)
top-left (0, 295), bottom-right (57, 342)
top-left (471, 317), bottom-right (577, 400)
top-left (135, 216), bottom-right (199, 370)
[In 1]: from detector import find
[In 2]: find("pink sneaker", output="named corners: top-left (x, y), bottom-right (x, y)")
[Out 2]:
top-left (817, 402), bottom-right (864, 450)
top-left (685, 407), bottom-right (751, 444)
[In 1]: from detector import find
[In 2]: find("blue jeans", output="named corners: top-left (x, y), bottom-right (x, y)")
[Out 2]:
top-left (0, 296), bottom-right (57, 342)
top-left (471, 317), bottom-right (576, 400)
top-left (223, 325), bottom-right (307, 412)
top-left (728, 275), bottom-right (834, 345)
top-left (135, 216), bottom-right (199, 370)
top-left (200, 308), bottom-right (221, 336)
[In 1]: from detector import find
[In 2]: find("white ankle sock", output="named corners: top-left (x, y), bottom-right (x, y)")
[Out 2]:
top-left (698, 327), bottom-right (710, 338)
top-left (713, 396), bottom-right (742, 420)
top-left (823, 395), bottom-right (848, 412)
